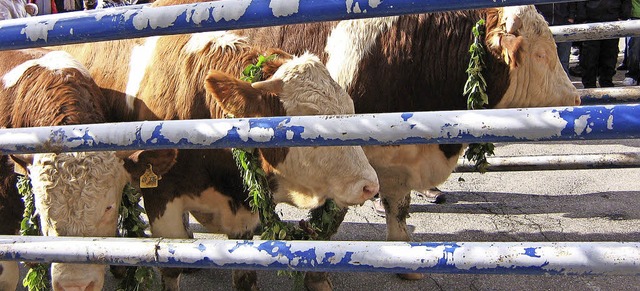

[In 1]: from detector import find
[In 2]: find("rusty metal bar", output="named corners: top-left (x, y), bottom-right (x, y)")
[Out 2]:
top-left (551, 20), bottom-right (640, 42)
top-left (456, 152), bottom-right (640, 172)
top-left (579, 87), bottom-right (640, 104)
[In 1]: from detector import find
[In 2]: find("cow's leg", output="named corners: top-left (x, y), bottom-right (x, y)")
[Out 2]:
top-left (0, 261), bottom-right (19, 291)
top-left (303, 201), bottom-right (348, 291)
top-left (381, 191), bottom-right (425, 280)
top-left (148, 199), bottom-right (190, 291)
top-left (229, 232), bottom-right (259, 291)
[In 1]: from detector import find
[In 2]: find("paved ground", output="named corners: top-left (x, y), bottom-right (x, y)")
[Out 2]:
top-left (16, 43), bottom-right (640, 290)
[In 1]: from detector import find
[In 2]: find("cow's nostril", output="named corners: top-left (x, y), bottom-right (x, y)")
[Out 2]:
top-left (363, 184), bottom-right (380, 200)
top-left (575, 95), bottom-right (582, 106)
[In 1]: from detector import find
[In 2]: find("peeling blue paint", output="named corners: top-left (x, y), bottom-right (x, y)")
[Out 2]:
top-left (401, 113), bottom-right (413, 121)
top-left (0, 0), bottom-right (582, 51)
top-left (524, 247), bottom-right (542, 258)
top-left (197, 244), bottom-right (206, 252)
top-left (2, 105), bottom-right (640, 154)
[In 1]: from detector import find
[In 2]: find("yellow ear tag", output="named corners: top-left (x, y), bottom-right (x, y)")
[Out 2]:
top-left (140, 164), bottom-right (160, 188)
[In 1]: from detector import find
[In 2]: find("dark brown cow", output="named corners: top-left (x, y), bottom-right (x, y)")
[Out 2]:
top-left (56, 7), bottom-right (380, 289)
top-left (0, 49), bottom-right (131, 291)
top-left (234, 4), bottom-right (582, 285)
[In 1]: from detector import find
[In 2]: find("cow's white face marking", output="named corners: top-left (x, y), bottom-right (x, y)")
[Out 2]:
top-left (125, 36), bottom-right (159, 111)
top-left (268, 53), bottom-right (380, 208)
top-left (28, 151), bottom-right (128, 290)
top-left (325, 16), bottom-right (398, 90)
top-left (184, 31), bottom-right (248, 54)
top-left (2, 51), bottom-right (91, 89)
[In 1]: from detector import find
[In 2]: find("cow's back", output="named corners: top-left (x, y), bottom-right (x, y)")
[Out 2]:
top-left (235, 10), bottom-right (510, 113)
top-left (0, 49), bottom-right (108, 128)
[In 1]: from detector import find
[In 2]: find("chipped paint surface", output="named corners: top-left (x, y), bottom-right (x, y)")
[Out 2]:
top-left (1, 0), bottom-right (585, 51)
top-left (212, 0), bottom-right (252, 22)
top-left (270, 0), bottom-right (298, 17)
top-left (551, 20), bottom-right (640, 43)
top-left (574, 114), bottom-right (590, 135)
top-left (2, 236), bottom-right (640, 275)
top-left (0, 105), bottom-right (638, 154)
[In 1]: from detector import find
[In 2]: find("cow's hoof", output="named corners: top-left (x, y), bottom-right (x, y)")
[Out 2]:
top-left (304, 272), bottom-right (333, 291)
top-left (109, 265), bottom-right (128, 279)
top-left (397, 273), bottom-right (425, 280)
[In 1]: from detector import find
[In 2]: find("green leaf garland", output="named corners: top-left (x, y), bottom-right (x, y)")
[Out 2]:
top-left (463, 19), bottom-right (495, 173)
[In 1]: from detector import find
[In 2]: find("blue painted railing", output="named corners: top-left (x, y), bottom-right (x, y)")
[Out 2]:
top-left (0, 0), bottom-right (579, 51)
top-left (1, 104), bottom-right (638, 154)
top-left (2, 236), bottom-right (640, 275)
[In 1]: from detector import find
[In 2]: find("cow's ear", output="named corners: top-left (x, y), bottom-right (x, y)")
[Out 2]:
top-left (485, 8), bottom-right (523, 69)
top-left (499, 34), bottom-right (523, 68)
top-left (9, 154), bottom-right (34, 176)
top-left (120, 149), bottom-right (178, 180)
top-left (205, 70), bottom-right (266, 117)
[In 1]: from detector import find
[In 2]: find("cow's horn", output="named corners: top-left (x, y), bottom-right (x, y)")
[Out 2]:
top-left (251, 78), bottom-right (284, 94)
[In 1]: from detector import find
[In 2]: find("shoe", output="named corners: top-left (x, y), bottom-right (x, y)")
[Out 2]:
top-left (599, 81), bottom-right (614, 88)
top-left (568, 66), bottom-right (583, 77)
top-left (571, 47), bottom-right (580, 56)
top-left (622, 77), bottom-right (637, 86)
top-left (617, 64), bottom-right (628, 71)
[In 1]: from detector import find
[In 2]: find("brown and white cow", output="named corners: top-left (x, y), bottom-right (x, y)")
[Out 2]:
top-left (0, 49), bottom-right (131, 291)
top-left (55, 7), bottom-right (380, 289)
top-left (234, 4), bottom-right (581, 283)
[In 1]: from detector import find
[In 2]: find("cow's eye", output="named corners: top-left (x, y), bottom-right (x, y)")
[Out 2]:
top-left (105, 205), bottom-right (114, 211)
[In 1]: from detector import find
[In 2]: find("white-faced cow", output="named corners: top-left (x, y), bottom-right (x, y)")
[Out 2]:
top-left (234, 3), bottom-right (582, 285)
top-left (0, 49), bottom-right (131, 291)
top-left (55, 3), bottom-right (380, 289)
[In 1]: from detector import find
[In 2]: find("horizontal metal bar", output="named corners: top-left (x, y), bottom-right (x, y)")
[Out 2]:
top-left (1, 104), bottom-right (640, 154)
top-left (1, 236), bottom-right (639, 275)
top-left (580, 87), bottom-right (640, 104)
top-left (551, 20), bottom-right (640, 43)
top-left (0, 0), bottom-right (582, 51)
top-left (456, 152), bottom-right (640, 172)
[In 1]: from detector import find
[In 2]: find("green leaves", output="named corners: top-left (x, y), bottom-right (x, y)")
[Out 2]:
top-left (464, 143), bottom-right (495, 173)
top-left (241, 54), bottom-right (278, 83)
top-left (464, 19), bottom-right (489, 111)
top-left (464, 19), bottom-right (495, 173)
top-left (17, 176), bottom-right (51, 291)
top-left (23, 264), bottom-right (49, 291)
top-left (116, 184), bottom-right (155, 291)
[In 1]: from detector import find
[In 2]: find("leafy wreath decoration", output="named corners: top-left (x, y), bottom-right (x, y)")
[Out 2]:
top-left (463, 19), bottom-right (495, 173)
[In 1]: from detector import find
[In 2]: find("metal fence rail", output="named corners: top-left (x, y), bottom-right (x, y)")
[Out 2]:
top-left (551, 20), bottom-right (640, 42)
top-left (580, 87), bottom-right (640, 104)
top-left (456, 152), bottom-right (640, 172)
top-left (0, 0), bottom-right (585, 51)
top-left (1, 236), bottom-right (639, 275)
top-left (1, 104), bottom-right (639, 154)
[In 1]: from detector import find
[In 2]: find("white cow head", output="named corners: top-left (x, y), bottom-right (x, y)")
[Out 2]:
top-left (486, 5), bottom-right (581, 108)
top-left (205, 53), bottom-right (380, 208)
top-left (15, 152), bottom-right (129, 291)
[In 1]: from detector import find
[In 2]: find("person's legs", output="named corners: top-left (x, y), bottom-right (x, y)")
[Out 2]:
top-left (557, 41), bottom-right (572, 75)
top-left (624, 37), bottom-right (640, 84)
top-left (581, 40), bottom-right (600, 88)
top-left (598, 38), bottom-right (619, 87)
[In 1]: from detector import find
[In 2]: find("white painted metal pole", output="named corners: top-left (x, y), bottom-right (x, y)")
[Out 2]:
top-left (1, 236), bottom-right (640, 275)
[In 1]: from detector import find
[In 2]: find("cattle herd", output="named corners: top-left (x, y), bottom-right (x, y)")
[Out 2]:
top-left (0, 1), bottom-right (581, 291)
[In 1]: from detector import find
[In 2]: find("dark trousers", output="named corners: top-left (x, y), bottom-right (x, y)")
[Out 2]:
top-left (625, 36), bottom-right (640, 80)
top-left (580, 38), bottom-right (619, 88)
